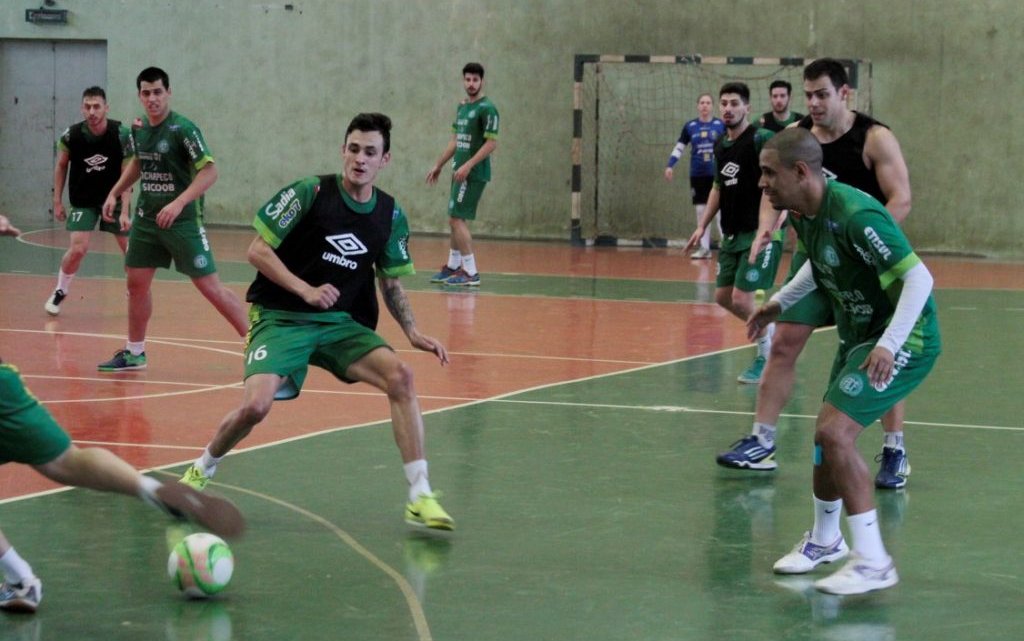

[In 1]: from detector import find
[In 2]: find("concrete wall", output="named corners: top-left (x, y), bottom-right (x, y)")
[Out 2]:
top-left (2, 0), bottom-right (1021, 257)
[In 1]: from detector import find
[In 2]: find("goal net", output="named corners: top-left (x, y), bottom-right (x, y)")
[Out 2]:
top-left (570, 55), bottom-right (872, 246)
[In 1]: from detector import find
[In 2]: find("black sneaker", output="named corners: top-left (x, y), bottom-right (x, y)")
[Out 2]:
top-left (44, 289), bottom-right (66, 316)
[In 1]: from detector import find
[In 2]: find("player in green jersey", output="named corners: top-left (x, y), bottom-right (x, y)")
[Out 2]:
top-left (426, 62), bottom-right (499, 287)
top-left (45, 86), bottom-right (134, 316)
top-left (179, 113), bottom-right (455, 531)
top-left (0, 215), bottom-right (245, 614)
top-left (98, 67), bottom-right (248, 372)
top-left (749, 129), bottom-right (940, 595)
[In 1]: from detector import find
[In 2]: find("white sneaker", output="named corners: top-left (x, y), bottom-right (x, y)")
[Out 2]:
top-left (814, 554), bottom-right (899, 595)
top-left (774, 531), bottom-right (849, 574)
top-left (44, 289), bottom-right (66, 316)
top-left (690, 246), bottom-right (712, 259)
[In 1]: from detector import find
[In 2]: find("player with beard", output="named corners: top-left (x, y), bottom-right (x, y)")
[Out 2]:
top-left (717, 58), bottom-right (914, 490)
top-left (684, 82), bottom-right (782, 385)
top-left (426, 62), bottom-right (500, 287)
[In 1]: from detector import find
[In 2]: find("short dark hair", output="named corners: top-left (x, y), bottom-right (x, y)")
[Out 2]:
top-left (136, 67), bottom-right (170, 90)
top-left (463, 62), bottom-right (485, 78)
top-left (769, 80), bottom-right (792, 94)
top-left (764, 127), bottom-right (823, 173)
top-left (82, 86), bottom-right (106, 101)
top-left (803, 58), bottom-right (849, 90)
top-left (697, 92), bottom-right (713, 103)
top-left (719, 81), bottom-right (750, 104)
top-left (345, 112), bottom-right (392, 153)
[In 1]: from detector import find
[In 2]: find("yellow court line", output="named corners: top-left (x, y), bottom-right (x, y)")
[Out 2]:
top-left (155, 471), bottom-right (435, 641)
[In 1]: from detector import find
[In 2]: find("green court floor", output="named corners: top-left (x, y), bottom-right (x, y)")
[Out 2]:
top-left (1, 236), bottom-right (1022, 641)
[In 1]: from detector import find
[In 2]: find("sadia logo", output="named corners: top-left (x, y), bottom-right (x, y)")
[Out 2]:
top-left (322, 233), bottom-right (367, 270)
top-left (84, 154), bottom-right (109, 173)
top-left (838, 374), bottom-right (864, 397)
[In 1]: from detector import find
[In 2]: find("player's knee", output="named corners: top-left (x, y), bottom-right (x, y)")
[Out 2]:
top-left (239, 397), bottom-right (273, 424)
top-left (384, 361), bottom-right (416, 399)
top-left (713, 289), bottom-right (732, 309)
top-left (768, 334), bottom-right (803, 363)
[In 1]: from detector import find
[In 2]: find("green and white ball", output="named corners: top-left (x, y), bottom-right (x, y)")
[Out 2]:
top-left (168, 533), bottom-right (234, 598)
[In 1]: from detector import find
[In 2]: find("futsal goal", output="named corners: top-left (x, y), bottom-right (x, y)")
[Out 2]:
top-left (570, 55), bottom-right (872, 246)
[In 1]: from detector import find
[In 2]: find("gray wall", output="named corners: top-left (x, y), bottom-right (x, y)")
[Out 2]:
top-left (2, 0), bottom-right (1021, 257)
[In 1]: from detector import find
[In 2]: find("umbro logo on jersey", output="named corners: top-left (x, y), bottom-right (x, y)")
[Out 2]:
top-left (322, 233), bottom-right (367, 270)
top-left (721, 161), bottom-right (740, 186)
top-left (83, 154), bottom-right (109, 173)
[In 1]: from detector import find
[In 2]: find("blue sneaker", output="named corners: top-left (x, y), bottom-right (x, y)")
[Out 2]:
top-left (737, 355), bottom-right (766, 384)
top-left (874, 447), bottom-right (910, 489)
top-left (716, 435), bottom-right (778, 470)
top-left (774, 532), bottom-right (850, 574)
top-left (97, 349), bottom-right (147, 372)
top-left (444, 268), bottom-right (481, 287)
top-left (430, 265), bottom-right (457, 283)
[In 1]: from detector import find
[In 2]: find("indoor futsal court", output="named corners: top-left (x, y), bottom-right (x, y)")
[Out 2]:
top-left (1, 230), bottom-right (1022, 641)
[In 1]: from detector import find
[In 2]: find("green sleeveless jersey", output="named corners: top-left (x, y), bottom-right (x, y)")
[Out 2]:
top-left (452, 97), bottom-right (499, 182)
top-left (791, 180), bottom-right (940, 355)
top-left (132, 111), bottom-right (214, 222)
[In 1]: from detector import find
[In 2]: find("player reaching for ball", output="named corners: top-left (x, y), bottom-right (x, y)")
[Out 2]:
top-left (179, 113), bottom-right (455, 531)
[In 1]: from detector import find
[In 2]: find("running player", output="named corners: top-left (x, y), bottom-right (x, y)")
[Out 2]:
top-left (718, 59), bottom-right (914, 489)
top-left (426, 62), bottom-right (499, 287)
top-left (45, 86), bottom-right (133, 316)
top-left (665, 93), bottom-right (725, 259)
top-left (97, 67), bottom-right (247, 372)
top-left (683, 82), bottom-right (782, 385)
top-left (752, 128), bottom-right (939, 594)
top-left (180, 113), bottom-right (455, 531)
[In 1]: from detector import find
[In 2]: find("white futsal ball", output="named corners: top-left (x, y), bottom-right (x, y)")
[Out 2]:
top-left (168, 533), bottom-right (234, 598)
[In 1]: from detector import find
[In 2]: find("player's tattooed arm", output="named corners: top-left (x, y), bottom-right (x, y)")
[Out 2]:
top-left (379, 276), bottom-right (449, 365)
top-left (380, 277), bottom-right (417, 334)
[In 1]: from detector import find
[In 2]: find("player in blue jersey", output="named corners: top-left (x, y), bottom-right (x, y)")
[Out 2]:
top-left (665, 93), bottom-right (725, 259)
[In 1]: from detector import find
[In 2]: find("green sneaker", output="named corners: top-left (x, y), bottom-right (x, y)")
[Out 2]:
top-left (737, 355), bottom-right (766, 384)
top-left (179, 464), bottom-right (210, 491)
top-left (405, 493), bottom-right (455, 531)
top-left (97, 349), bottom-right (147, 372)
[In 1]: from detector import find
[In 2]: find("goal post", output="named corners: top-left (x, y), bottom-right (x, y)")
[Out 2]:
top-left (570, 54), bottom-right (872, 246)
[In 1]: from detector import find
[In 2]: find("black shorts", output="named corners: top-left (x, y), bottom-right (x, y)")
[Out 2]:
top-left (689, 176), bottom-right (714, 205)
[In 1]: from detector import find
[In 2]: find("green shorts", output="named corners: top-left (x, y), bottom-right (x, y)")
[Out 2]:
top-left (125, 214), bottom-right (217, 277)
top-left (448, 179), bottom-right (487, 220)
top-left (824, 341), bottom-right (939, 427)
top-left (0, 363), bottom-right (72, 466)
top-left (716, 231), bottom-right (783, 292)
top-left (66, 206), bottom-right (127, 236)
top-left (778, 250), bottom-right (835, 326)
top-left (244, 306), bottom-right (391, 400)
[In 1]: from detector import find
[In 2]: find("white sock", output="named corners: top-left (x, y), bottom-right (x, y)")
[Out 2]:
top-left (752, 421), bottom-right (776, 448)
top-left (198, 447), bottom-right (223, 477)
top-left (756, 322), bottom-right (775, 358)
top-left (461, 253), bottom-right (478, 276)
top-left (447, 250), bottom-right (461, 270)
top-left (883, 431), bottom-right (905, 451)
top-left (126, 341), bottom-right (145, 356)
top-left (404, 459), bottom-right (432, 502)
top-left (811, 495), bottom-right (843, 544)
top-left (847, 509), bottom-right (889, 563)
top-left (0, 548), bottom-right (35, 584)
top-left (695, 205), bottom-right (711, 250)
top-left (137, 475), bottom-right (162, 508)
top-left (56, 270), bottom-right (75, 293)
